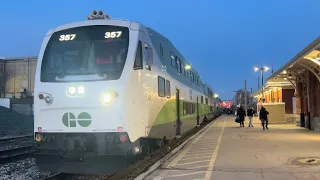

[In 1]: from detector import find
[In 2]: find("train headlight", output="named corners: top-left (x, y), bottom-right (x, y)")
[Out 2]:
top-left (101, 93), bottom-right (112, 104)
top-left (77, 86), bottom-right (85, 94)
top-left (68, 86), bottom-right (76, 95)
top-left (100, 91), bottom-right (118, 105)
top-left (66, 86), bottom-right (86, 97)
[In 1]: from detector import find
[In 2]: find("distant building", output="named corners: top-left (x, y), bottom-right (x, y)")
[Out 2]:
top-left (0, 56), bottom-right (37, 99)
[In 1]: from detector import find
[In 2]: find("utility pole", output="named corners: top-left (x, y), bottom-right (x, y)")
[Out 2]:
top-left (261, 69), bottom-right (264, 99)
top-left (245, 80), bottom-right (247, 111)
top-left (258, 75), bottom-right (260, 89)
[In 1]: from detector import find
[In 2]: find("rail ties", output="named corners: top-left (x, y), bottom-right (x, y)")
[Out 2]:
top-left (0, 134), bottom-right (35, 163)
top-left (0, 134), bottom-right (33, 143)
top-left (0, 145), bottom-right (35, 163)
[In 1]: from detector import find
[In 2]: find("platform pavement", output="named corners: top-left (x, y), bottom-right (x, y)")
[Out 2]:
top-left (144, 115), bottom-right (320, 180)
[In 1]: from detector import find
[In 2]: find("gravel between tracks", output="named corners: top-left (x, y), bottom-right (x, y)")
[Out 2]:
top-left (0, 158), bottom-right (53, 180)
top-left (0, 107), bottom-right (33, 137)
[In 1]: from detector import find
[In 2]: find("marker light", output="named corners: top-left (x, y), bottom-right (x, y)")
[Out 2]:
top-left (44, 96), bottom-right (53, 104)
top-left (35, 134), bottom-right (42, 142)
top-left (77, 86), bottom-right (85, 94)
top-left (38, 94), bottom-right (44, 100)
top-left (68, 87), bottom-right (76, 94)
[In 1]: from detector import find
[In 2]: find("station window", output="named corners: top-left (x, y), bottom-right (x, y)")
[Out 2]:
top-left (165, 80), bottom-right (171, 97)
top-left (158, 76), bottom-right (165, 97)
top-left (170, 52), bottom-right (176, 68)
top-left (160, 44), bottom-right (164, 59)
top-left (133, 41), bottom-right (143, 70)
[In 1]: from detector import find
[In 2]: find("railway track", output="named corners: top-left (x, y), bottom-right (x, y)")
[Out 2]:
top-left (0, 134), bottom-right (33, 144)
top-left (42, 173), bottom-right (113, 180)
top-left (0, 145), bottom-right (35, 163)
top-left (42, 173), bottom-right (75, 180)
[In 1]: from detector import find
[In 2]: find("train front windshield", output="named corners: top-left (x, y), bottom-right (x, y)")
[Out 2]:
top-left (41, 25), bottom-right (129, 82)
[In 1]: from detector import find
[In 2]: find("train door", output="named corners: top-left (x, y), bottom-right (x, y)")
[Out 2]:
top-left (197, 96), bottom-right (200, 127)
top-left (176, 88), bottom-right (181, 137)
top-left (141, 41), bottom-right (154, 136)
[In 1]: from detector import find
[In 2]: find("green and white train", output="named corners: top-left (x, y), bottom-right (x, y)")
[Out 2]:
top-left (33, 10), bottom-right (222, 174)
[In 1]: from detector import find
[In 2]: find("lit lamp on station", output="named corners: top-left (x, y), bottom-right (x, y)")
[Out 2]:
top-left (254, 66), bottom-right (269, 102)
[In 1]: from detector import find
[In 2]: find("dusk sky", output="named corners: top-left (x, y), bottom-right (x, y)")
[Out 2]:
top-left (1, 0), bottom-right (319, 100)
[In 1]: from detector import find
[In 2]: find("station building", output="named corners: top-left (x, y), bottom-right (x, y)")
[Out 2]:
top-left (252, 37), bottom-right (320, 131)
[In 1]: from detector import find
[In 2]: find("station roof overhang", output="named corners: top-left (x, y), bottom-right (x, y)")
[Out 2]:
top-left (252, 36), bottom-right (320, 97)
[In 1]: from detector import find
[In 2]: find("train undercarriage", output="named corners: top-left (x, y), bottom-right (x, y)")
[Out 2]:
top-left (34, 132), bottom-right (166, 174)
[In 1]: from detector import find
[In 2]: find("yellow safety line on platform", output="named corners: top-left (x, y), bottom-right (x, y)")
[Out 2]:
top-left (204, 117), bottom-right (226, 179)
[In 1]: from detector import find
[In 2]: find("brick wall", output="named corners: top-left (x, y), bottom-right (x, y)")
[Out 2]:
top-left (282, 89), bottom-right (294, 114)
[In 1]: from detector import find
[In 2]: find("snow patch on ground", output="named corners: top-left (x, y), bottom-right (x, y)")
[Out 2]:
top-left (0, 158), bottom-right (53, 180)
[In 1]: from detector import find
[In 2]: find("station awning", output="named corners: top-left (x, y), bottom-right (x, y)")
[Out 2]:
top-left (252, 36), bottom-right (320, 97)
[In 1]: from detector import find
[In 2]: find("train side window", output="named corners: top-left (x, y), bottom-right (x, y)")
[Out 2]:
top-left (170, 52), bottom-right (176, 68)
top-left (144, 43), bottom-right (152, 71)
top-left (165, 80), bottom-right (171, 98)
top-left (133, 41), bottom-right (143, 70)
top-left (158, 76), bottom-right (165, 97)
top-left (181, 62), bottom-right (185, 76)
top-left (190, 72), bottom-right (194, 82)
top-left (160, 44), bottom-right (164, 59)
top-left (176, 57), bottom-right (181, 73)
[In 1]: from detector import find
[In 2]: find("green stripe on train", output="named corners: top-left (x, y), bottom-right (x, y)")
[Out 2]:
top-left (152, 99), bottom-right (221, 126)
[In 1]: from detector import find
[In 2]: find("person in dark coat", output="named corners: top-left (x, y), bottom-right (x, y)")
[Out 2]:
top-left (247, 107), bottom-right (255, 127)
top-left (237, 106), bottom-right (246, 127)
top-left (259, 106), bottom-right (269, 130)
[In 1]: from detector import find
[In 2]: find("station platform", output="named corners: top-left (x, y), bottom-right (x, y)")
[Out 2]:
top-left (144, 115), bottom-right (320, 180)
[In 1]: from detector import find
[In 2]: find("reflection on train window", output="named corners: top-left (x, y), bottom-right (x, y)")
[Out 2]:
top-left (165, 80), bottom-right (171, 97)
top-left (158, 76), bottom-right (165, 97)
top-left (170, 52), bottom-right (176, 69)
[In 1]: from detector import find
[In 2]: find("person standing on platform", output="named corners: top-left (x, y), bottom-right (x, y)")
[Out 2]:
top-left (247, 107), bottom-right (254, 127)
top-left (236, 106), bottom-right (246, 127)
top-left (259, 106), bottom-right (269, 130)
